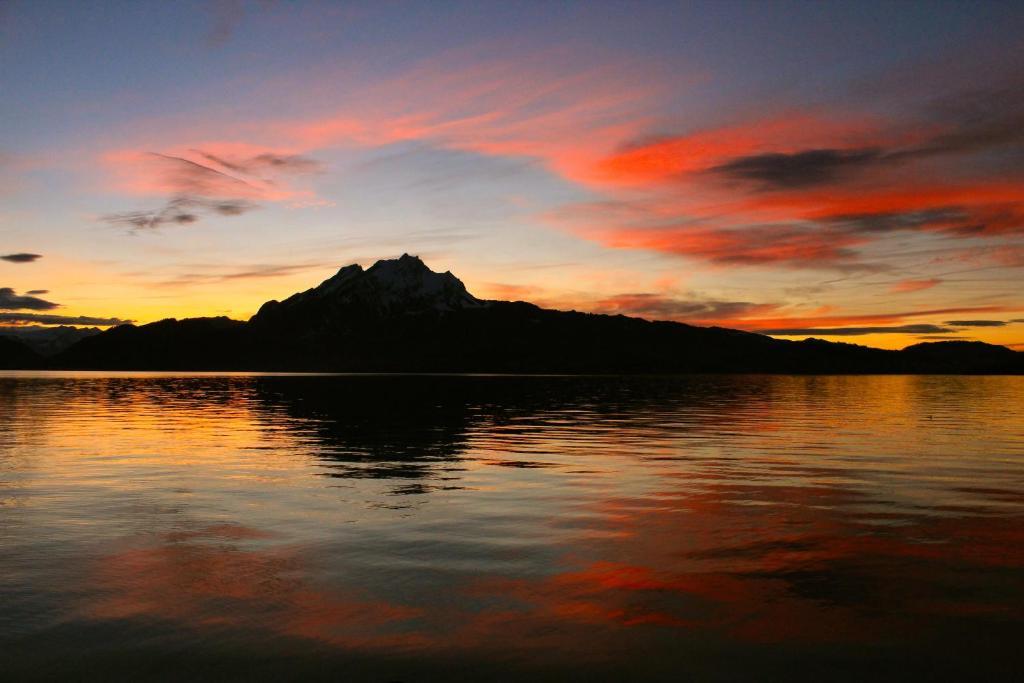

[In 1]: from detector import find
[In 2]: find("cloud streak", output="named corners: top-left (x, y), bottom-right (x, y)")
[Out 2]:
top-left (734, 306), bottom-right (1015, 333)
top-left (592, 293), bottom-right (779, 322)
top-left (945, 319), bottom-right (1008, 327)
top-left (0, 312), bottom-right (131, 326)
top-left (1, 253), bottom-right (42, 263)
top-left (151, 261), bottom-right (329, 287)
top-left (891, 278), bottom-right (941, 293)
top-left (763, 324), bottom-right (953, 336)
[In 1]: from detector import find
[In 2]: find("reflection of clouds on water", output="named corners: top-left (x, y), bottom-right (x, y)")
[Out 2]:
top-left (2, 374), bottom-right (1023, 679)
top-left (82, 522), bottom-right (427, 651)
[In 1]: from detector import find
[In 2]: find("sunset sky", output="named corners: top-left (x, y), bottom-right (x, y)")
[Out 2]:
top-left (2, 0), bottom-right (1023, 350)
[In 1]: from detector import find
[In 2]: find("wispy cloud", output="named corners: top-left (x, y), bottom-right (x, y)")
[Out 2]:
top-left (151, 261), bottom-right (329, 287)
top-left (104, 196), bottom-right (255, 232)
top-left (102, 147), bottom-right (324, 232)
top-left (550, 200), bottom-right (873, 269)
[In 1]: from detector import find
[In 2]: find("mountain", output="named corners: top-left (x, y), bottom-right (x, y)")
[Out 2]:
top-left (0, 325), bottom-right (101, 356)
top-left (0, 335), bottom-right (42, 369)
top-left (256, 254), bottom-right (483, 320)
top-left (48, 255), bottom-right (1024, 373)
top-left (899, 340), bottom-right (1021, 373)
top-left (251, 253), bottom-right (484, 334)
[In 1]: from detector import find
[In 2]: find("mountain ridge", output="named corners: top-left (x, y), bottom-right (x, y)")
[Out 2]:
top-left (31, 254), bottom-right (1024, 374)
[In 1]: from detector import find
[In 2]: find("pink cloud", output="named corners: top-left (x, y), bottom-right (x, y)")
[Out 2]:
top-left (102, 145), bottom-right (322, 205)
top-left (93, 47), bottom-right (1024, 273)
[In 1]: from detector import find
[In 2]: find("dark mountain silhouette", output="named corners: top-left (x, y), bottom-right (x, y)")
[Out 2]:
top-left (0, 335), bottom-right (42, 369)
top-left (44, 255), bottom-right (1024, 373)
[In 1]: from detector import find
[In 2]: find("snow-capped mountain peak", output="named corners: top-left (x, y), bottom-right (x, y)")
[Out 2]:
top-left (251, 254), bottom-right (484, 324)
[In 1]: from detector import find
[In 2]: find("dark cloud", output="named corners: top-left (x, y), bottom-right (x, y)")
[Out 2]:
top-left (711, 148), bottom-right (883, 189)
top-left (0, 313), bottom-right (130, 326)
top-left (210, 200), bottom-right (253, 216)
top-left (1, 253), bottom-right (42, 263)
top-left (26, 289), bottom-right (48, 295)
top-left (104, 196), bottom-right (257, 232)
top-left (822, 208), bottom-right (970, 234)
top-left (816, 203), bottom-right (1024, 238)
top-left (0, 287), bottom-right (59, 310)
top-left (195, 150), bottom-right (323, 175)
top-left (251, 153), bottom-right (322, 172)
top-left (764, 324), bottom-right (952, 336)
top-left (945, 320), bottom-right (1007, 327)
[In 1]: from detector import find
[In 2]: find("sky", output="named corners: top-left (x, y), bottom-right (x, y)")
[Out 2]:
top-left (2, 0), bottom-right (1024, 350)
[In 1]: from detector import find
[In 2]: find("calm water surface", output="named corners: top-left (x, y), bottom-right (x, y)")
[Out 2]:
top-left (1, 373), bottom-right (1022, 680)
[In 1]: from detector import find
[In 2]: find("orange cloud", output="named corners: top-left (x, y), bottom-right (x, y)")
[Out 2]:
top-left (591, 293), bottom-right (780, 323)
top-left (589, 113), bottom-right (891, 188)
top-left (740, 182), bottom-right (1024, 229)
top-left (891, 278), bottom-right (942, 293)
top-left (479, 282), bottom-right (544, 301)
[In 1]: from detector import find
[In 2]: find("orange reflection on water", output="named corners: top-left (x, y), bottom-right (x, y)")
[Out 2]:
top-left (3, 374), bottom-right (1023, 678)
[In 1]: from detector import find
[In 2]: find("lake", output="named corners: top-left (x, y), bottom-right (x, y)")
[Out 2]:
top-left (1, 373), bottom-right (1022, 680)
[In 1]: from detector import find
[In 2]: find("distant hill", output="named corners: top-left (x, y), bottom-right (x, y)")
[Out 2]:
top-left (0, 325), bottom-right (101, 356)
top-left (47, 255), bottom-right (1024, 374)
